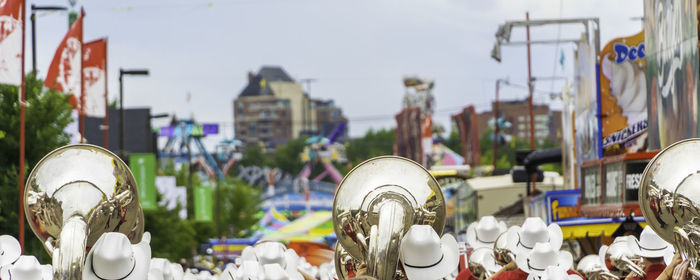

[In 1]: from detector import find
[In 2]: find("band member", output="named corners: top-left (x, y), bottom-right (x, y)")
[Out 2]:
top-left (626, 226), bottom-right (674, 280)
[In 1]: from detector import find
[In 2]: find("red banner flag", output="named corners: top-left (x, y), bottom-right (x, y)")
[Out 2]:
top-left (45, 9), bottom-right (84, 105)
top-left (83, 38), bottom-right (106, 117)
top-left (0, 0), bottom-right (24, 86)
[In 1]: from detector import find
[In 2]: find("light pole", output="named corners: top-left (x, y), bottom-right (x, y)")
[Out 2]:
top-left (119, 68), bottom-right (149, 159)
top-left (493, 78), bottom-right (508, 168)
top-left (31, 5), bottom-right (68, 74)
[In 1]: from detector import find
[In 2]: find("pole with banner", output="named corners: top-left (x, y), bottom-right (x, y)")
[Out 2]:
top-left (0, 0), bottom-right (29, 250)
top-left (18, 0), bottom-right (27, 250)
top-left (129, 153), bottom-right (157, 210)
top-left (83, 38), bottom-right (108, 146)
top-left (44, 9), bottom-right (83, 142)
top-left (104, 38), bottom-right (108, 148)
top-left (194, 186), bottom-right (213, 222)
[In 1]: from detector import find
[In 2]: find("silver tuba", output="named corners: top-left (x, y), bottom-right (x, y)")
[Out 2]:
top-left (468, 248), bottom-right (500, 280)
top-left (602, 241), bottom-right (645, 278)
top-left (334, 243), bottom-right (361, 280)
top-left (332, 156), bottom-right (446, 280)
top-left (24, 144), bottom-right (145, 279)
top-left (639, 138), bottom-right (700, 278)
top-left (577, 255), bottom-right (619, 280)
top-left (493, 231), bottom-right (514, 266)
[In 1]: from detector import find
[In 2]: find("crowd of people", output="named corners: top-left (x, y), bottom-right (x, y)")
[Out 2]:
top-left (0, 231), bottom-right (336, 280)
top-left (452, 216), bottom-right (681, 280)
top-left (0, 215), bottom-right (692, 280)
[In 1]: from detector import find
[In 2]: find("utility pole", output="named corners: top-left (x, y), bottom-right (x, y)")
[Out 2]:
top-left (493, 79), bottom-right (508, 168)
top-left (492, 15), bottom-right (600, 193)
top-left (526, 12), bottom-right (536, 193)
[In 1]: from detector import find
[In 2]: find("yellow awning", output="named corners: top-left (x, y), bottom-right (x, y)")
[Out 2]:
top-left (561, 222), bottom-right (647, 239)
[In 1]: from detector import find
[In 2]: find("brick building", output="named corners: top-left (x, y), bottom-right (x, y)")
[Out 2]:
top-left (476, 99), bottom-right (562, 145)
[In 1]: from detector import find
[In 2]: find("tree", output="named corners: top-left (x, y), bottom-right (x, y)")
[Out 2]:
top-left (143, 191), bottom-right (197, 261)
top-left (0, 73), bottom-right (73, 262)
top-left (238, 144), bottom-right (273, 168)
top-left (443, 129), bottom-right (462, 156)
top-left (273, 138), bottom-right (307, 175)
top-left (478, 128), bottom-right (562, 173)
top-left (345, 128), bottom-right (395, 166)
top-left (218, 178), bottom-right (263, 238)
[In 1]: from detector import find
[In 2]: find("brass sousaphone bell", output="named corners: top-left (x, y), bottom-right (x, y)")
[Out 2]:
top-left (577, 255), bottom-right (619, 280)
top-left (493, 231), bottom-right (514, 266)
top-left (603, 241), bottom-right (645, 278)
top-left (639, 139), bottom-right (700, 278)
top-left (332, 156), bottom-right (446, 279)
top-left (24, 144), bottom-right (145, 279)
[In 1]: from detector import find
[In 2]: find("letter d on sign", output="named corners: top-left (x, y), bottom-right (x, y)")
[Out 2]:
top-left (614, 44), bottom-right (629, 64)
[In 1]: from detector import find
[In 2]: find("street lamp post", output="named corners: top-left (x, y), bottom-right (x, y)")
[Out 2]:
top-left (30, 5), bottom-right (68, 74)
top-left (119, 68), bottom-right (149, 159)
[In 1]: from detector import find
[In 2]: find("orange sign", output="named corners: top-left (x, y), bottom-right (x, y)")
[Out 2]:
top-left (599, 31), bottom-right (647, 156)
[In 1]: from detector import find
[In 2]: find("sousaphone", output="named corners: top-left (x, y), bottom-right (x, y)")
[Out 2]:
top-left (24, 144), bottom-right (145, 279)
top-left (639, 139), bottom-right (700, 278)
top-left (332, 156), bottom-right (446, 280)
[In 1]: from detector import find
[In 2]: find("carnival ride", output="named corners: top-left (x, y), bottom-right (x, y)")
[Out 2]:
top-left (158, 118), bottom-right (242, 181)
top-left (297, 123), bottom-right (347, 185)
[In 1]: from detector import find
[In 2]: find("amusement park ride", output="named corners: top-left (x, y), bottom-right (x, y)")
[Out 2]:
top-left (158, 118), bottom-right (241, 181)
top-left (297, 123), bottom-right (347, 185)
top-left (157, 117), bottom-right (347, 193)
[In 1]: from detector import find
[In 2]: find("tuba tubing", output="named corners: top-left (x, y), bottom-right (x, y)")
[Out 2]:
top-left (367, 200), bottom-right (406, 280)
top-left (55, 216), bottom-right (88, 279)
top-left (619, 257), bottom-right (645, 278)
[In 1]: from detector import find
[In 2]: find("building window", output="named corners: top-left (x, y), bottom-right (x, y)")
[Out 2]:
top-left (248, 123), bottom-right (256, 136)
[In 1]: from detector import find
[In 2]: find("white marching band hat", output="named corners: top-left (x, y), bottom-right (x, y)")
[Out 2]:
top-left (466, 216), bottom-right (508, 249)
top-left (507, 217), bottom-right (563, 255)
top-left (0, 255), bottom-right (48, 280)
top-left (399, 224), bottom-right (459, 280)
top-left (516, 242), bottom-right (573, 278)
top-left (83, 232), bottom-right (151, 280)
top-left (528, 266), bottom-right (583, 280)
top-left (627, 226), bottom-right (674, 260)
top-left (0, 235), bottom-right (21, 267)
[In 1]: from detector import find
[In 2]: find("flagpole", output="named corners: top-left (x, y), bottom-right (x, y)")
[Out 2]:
top-left (18, 0), bottom-right (27, 251)
top-left (79, 10), bottom-right (84, 143)
top-left (103, 38), bottom-right (109, 148)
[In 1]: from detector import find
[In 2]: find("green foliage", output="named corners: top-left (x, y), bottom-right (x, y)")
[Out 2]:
top-left (144, 192), bottom-right (197, 261)
top-left (238, 144), bottom-right (273, 168)
top-left (443, 129), bottom-right (462, 156)
top-left (109, 98), bottom-right (118, 109)
top-left (345, 128), bottom-right (395, 165)
top-left (218, 178), bottom-right (263, 238)
top-left (273, 138), bottom-right (307, 175)
top-left (0, 73), bottom-right (73, 262)
top-left (478, 128), bottom-right (562, 172)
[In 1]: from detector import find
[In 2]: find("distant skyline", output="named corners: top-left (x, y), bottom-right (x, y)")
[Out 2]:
top-left (28, 0), bottom-right (643, 145)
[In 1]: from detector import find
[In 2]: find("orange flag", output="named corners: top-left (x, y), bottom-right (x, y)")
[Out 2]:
top-left (45, 9), bottom-right (84, 108)
top-left (0, 0), bottom-right (24, 86)
top-left (82, 38), bottom-right (106, 117)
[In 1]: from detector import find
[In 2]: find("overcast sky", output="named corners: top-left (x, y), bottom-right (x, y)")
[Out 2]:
top-left (28, 0), bottom-right (644, 144)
